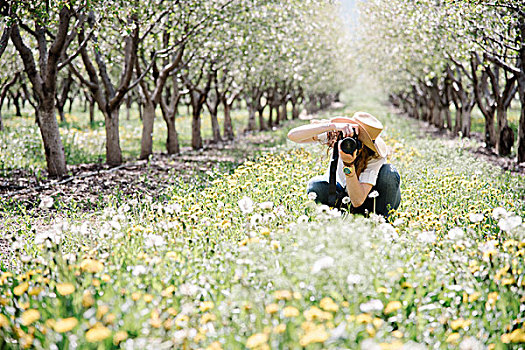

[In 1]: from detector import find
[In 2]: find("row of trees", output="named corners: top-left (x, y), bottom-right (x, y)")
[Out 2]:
top-left (358, 0), bottom-right (525, 163)
top-left (0, 0), bottom-right (352, 177)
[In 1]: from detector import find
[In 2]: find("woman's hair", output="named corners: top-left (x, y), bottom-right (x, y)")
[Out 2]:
top-left (325, 131), bottom-right (379, 176)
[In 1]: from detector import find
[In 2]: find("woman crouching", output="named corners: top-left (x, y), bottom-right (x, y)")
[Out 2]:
top-left (287, 112), bottom-right (401, 218)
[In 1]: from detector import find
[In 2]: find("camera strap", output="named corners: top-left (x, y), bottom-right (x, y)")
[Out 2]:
top-left (328, 132), bottom-right (342, 206)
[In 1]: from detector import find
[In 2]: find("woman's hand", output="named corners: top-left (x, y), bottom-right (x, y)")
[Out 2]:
top-left (331, 122), bottom-right (359, 138)
top-left (339, 147), bottom-right (358, 164)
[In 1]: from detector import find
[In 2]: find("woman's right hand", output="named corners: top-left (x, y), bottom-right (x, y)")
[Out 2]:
top-left (330, 123), bottom-right (359, 138)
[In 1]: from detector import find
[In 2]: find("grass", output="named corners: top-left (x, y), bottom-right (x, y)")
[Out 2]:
top-left (0, 86), bottom-right (524, 349)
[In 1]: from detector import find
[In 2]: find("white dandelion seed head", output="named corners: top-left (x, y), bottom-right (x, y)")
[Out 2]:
top-left (447, 227), bottom-right (465, 240)
top-left (346, 273), bottom-right (363, 285)
top-left (468, 213), bottom-right (484, 223)
top-left (297, 215), bottom-right (309, 224)
top-left (359, 299), bottom-right (384, 313)
top-left (311, 256), bottom-right (334, 274)
top-left (307, 192), bottom-right (318, 201)
top-left (258, 201), bottom-right (274, 210)
top-left (498, 215), bottom-right (522, 232)
top-left (238, 196), bottom-right (254, 214)
top-left (492, 207), bottom-right (508, 220)
top-left (368, 190), bottom-right (379, 198)
top-left (418, 231), bottom-right (436, 244)
top-left (250, 213), bottom-right (263, 227)
top-left (342, 196), bottom-right (351, 204)
top-left (459, 337), bottom-right (484, 350)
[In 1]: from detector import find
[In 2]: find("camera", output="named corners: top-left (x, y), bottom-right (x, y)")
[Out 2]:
top-left (339, 129), bottom-right (362, 154)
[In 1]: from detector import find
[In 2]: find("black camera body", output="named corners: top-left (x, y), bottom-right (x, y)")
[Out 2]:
top-left (339, 129), bottom-right (362, 155)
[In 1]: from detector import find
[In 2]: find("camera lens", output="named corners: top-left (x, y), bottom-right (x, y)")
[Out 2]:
top-left (340, 137), bottom-right (357, 154)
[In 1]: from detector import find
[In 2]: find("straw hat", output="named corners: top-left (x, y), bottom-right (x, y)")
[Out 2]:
top-left (330, 112), bottom-right (388, 158)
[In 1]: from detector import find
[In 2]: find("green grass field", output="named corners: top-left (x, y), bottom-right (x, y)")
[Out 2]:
top-left (1, 89), bottom-right (525, 349)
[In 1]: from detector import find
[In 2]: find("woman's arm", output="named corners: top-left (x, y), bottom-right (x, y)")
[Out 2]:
top-left (344, 167), bottom-right (373, 207)
top-left (287, 122), bottom-right (358, 143)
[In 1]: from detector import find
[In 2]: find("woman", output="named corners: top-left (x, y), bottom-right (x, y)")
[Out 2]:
top-left (287, 112), bottom-right (401, 217)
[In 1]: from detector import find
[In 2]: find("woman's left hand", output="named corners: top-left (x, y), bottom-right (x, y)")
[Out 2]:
top-left (339, 146), bottom-right (358, 164)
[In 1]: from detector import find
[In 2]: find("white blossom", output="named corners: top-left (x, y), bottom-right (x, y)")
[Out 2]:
top-left (258, 201), bottom-right (274, 210)
top-left (308, 192), bottom-right (318, 201)
top-left (311, 256), bottom-right (334, 274)
top-left (447, 227), bottom-right (464, 240)
top-left (418, 231), bottom-right (436, 244)
top-left (346, 273), bottom-right (363, 285)
top-left (39, 195), bottom-right (54, 209)
top-left (144, 234), bottom-right (166, 248)
top-left (459, 337), bottom-right (485, 350)
top-left (498, 215), bottom-right (522, 232)
top-left (468, 213), bottom-right (484, 223)
top-left (238, 196), bottom-right (254, 214)
top-left (359, 299), bottom-right (384, 313)
top-left (492, 207), bottom-right (508, 220)
top-left (342, 196), bottom-right (351, 204)
top-left (368, 190), bottom-right (379, 198)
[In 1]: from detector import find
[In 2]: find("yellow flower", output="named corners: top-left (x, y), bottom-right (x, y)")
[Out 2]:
top-left (82, 291), bottom-right (95, 308)
top-left (113, 331), bottom-right (128, 346)
top-left (200, 301), bottom-right (215, 312)
top-left (246, 333), bottom-right (268, 348)
top-left (304, 306), bottom-right (333, 321)
top-left (206, 341), bottom-right (223, 350)
top-left (28, 287), bottom-right (42, 296)
top-left (446, 332), bottom-right (460, 343)
top-left (274, 290), bottom-right (292, 300)
top-left (265, 303), bottom-right (279, 314)
top-left (392, 330), bottom-right (403, 338)
top-left (468, 292), bottom-right (481, 303)
top-left (131, 292), bottom-right (141, 301)
top-left (260, 227), bottom-right (270, 236)
top-left (373, 318), bottom-right (384, 329)
top-left (379, 341), bottom-right (404, 350)
top-left (56, 283), bottom-right (75, 296)
top-left (283, 306), bottom-right (300, 318)
top-left (161, 286), bottom-right (175, 297)
top-left (53, 317), bottom-right (78, 333)
top-left (508, 329), bottom-right (525, 343)
top-left (320, 297), bottom-right (339, 312)
top-left (450, 318), bottom-right (471, 330)
top-left (273, 324), bottom-right (286, 334)
top-left (299, 324), bottom-right (329, 347)
top-left (21, 309), bottom-right (40, 326)
top-left (200, 313), bottom-right (216, 324)
top-left (85, 325), bottom-right (111, 342)
top-left (96, 305), bottom-right (109, 319)
top-left (384, 301), bottom-right (402, 314)
top-left (0, 314), bottom-right (9, 327)
top-left (143, 294), bottom-right (153, 303)
top-left (80, 259), bottom-right (104, 273)
top-left (14, 282), bottom-right (29, 296)
top-left (101, 274), bottom-right (111, 283)
top-left (356, 313), bottom-right (373, 324)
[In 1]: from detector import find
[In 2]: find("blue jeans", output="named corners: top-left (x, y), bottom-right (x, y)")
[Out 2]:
top-left (306, 163), bottom-right (401, 218)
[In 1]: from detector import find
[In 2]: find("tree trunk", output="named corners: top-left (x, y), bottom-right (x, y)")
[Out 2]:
top-left (0, 110), bottom-right (3, 131)
top-left (223, 100), bottom-right (234, 140)
top-left (279, 102), bottom-right (287, 122)
top-left (496, 104), bottom-right (513, 156)
top-left (191, 92), bottom-right (203, 149)
top-left (292, 102), bottom-right (299, 119)
top-left (89, 99), bottom-right (95, 125)
top-left (165, 114), bottom-right (179, 154)
top-left (210, 108), bottom-right (222, 143)
top-left (268, 105), bottom-right (273, 127)
top-left (105, 109), bottom-right (122, 166)
top-left (139, 100), bottom-right (156, 160)
top-left (246, 104), bottom-right (257, 131)
top-left (460, 100), bottom-right (472, 137)
top-left (38, 103), bottom-right (68, 177)
top-left (517, 74), bottom-right (525, 163)
top-left (257, 108), bottom-right (266, 131)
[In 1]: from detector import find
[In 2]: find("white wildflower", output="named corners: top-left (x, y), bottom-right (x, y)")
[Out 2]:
top-left (180, 283), bottom-right (199, 296)
top-left (308, 192), bottom-right (318, 201)
top-left (447, 227), bottom-right (464, 240)
top-left (238, 196), bottom-right (254, 214)
top-left (361, 339), bottom-right (381, 350)
top-left (342, 196), bottom-right (351, 204)
top-left (346, 273), bottom-right (363, 285)
top-left (498, 215), bottom-right (522, 232)
top-left (110, 219), bottom-right (122, 231)
top-left (418, 231), bottom-right (436, 244)
top-left (250, 213), bottom-right (263, 227)
top-left (258, 201), bottom-right (274, 210)
top-left (359, 299), bottom-right (384, 313)
top-left (402, 341), bottom-right (428, 350)
top-left (311, 256), bottom-right (334, 274)
top-left (368, 190), bottom-right (379, 198)
top-left (392, 218), bottom-right (405, 227)
top-left (144, 234), bottom-right (166, 248)
top-left (130, 265), bottom-right (147, 276)
top-left (468, 213), bottom-right (484, 223)
top-left (274, 205), bottom-right (287, 217)
top-left (263, 213), bottom-right (276, 222)
top-left (492, 207), bottom-right (508, 220)
top-left (39, 195), bottom-right (54, 209)
top-left (328, 208), bottom-right (342, 218)
top-left (459, 337), bottom-right (485, 350)
top-left (297, 215), bottom-right (309, 224)
top-left (378, 222), bottom-right (398, 240)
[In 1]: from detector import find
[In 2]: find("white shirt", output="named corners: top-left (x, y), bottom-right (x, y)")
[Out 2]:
top-left (317, 132), bottom-right (386, 187)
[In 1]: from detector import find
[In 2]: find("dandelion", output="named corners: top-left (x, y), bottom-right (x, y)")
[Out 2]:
top-left (39, 195), bottom-right (54, 209)
top-left (113, 331), bottom-right (128, 346)
top-left (384, 301), bottom-right (402, 314)
top-left (299, 324), bottom-right (329, 346)
top-left (468, 213), bottom-right (484, 223)
top-left (359, 299), bottom-right (383, 313)
top-left (342, 196), bottom-right (351, 204)
top-left (418, 231), bottom-right (436, 244)
top-left (85, 325), bottom-right (111, 342)
top-left (447, 227), bottom-right (464, 240)
top-left (144, 234), bottom-right (166, 248)
top-left (258, 201), bottom-right (274, 210)
top-left (297, 215), bottom-right (309, 224)
top-left (80, 259), bottom-right (104, 273)
top-left (459, 337), bottom-right (484, 350)
top-left (492, 207), bottom-right (508, 220)
top-left (283, 306), bottom-right (300, 317)
top-left (200, 301), bottom-right (215, 312)
top-left (265, 303), bottom-right (279, 314)
top-left (21, 309), bottom-right (40, 326)
top-left (368, 190), bottom-right (379, 198)
top-left (238, 196), bottom-right (254, 214)
top-left (13, 281), bottom-right (29, 296)
top-left (245, 333), bottom-right (268, 348)
top-left (311, 256), bottom-right (334, 274)
top-left (308, 192), bottom-right (318, 201)
top-left (56, 283), bottom-right (75, 296)
top-left (250, 213), bottom-right (263, 227)
top-left (53, 317), bottom-right (78, 333)
top-left (319, 297), bottom-right (339, 312)
top-left (498, 215), bottom-right (522, 232)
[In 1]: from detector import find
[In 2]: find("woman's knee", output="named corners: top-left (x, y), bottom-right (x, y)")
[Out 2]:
top-left (376, 164), bottom-right (401, 190)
